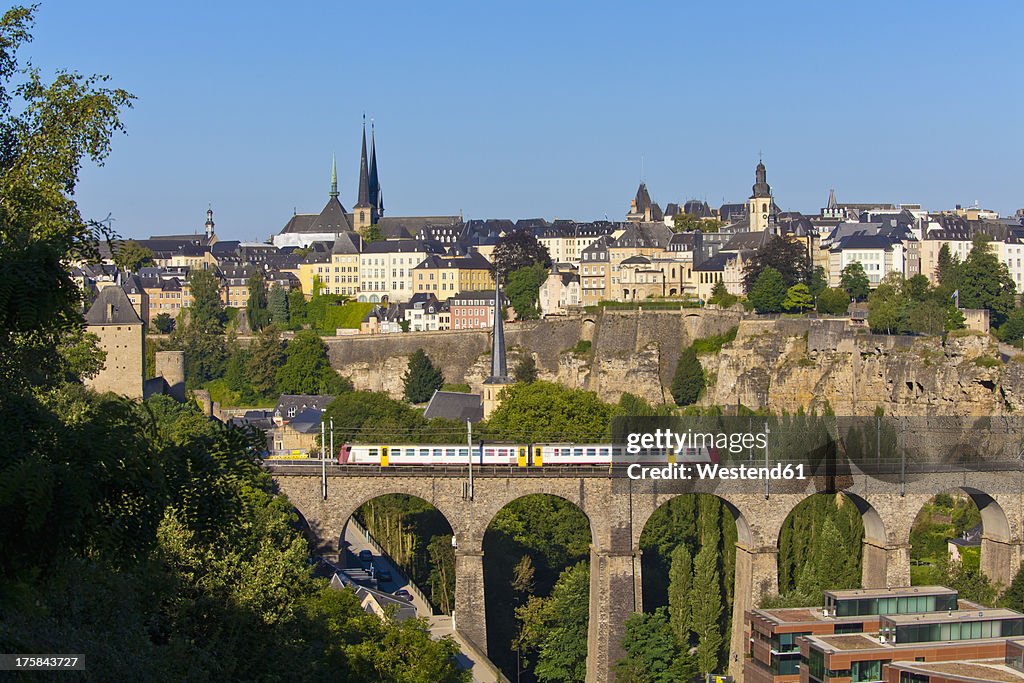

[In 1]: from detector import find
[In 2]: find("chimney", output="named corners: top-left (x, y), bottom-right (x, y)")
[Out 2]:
top-left (106, 303), bottom-right (114, 321)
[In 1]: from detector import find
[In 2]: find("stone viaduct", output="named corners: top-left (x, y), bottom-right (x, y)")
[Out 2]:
top-left (272, 464), bottom-right (1024, 683)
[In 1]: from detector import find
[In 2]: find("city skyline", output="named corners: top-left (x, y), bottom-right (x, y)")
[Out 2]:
top-left (28, 1), bottom-right (1024, 241)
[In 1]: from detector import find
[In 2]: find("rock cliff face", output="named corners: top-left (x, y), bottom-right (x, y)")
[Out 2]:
top-left (704, 319), bottom-right (1019, 415)
top-left (326, 312), bottom-right (1019, 414)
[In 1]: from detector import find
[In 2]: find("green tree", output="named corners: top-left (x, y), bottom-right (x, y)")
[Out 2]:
top-left (783, 283), bottom-right (813, 312)
top-left (247, 326), bottom-right (286, 397)
top-left (817, 287), bottom-right (850, 316)
top-left (506, 263), bottom-right (547, 319)
top-left (152, 312), bottom-right (175, 334)
top-left (748, 266), bottom-right (787, 313)
top-left (709, 280), bottom-right (737, 308)
top-left (671, 346), bottom-right (704, 406)
top-left (403, 348), bottom-right (445, 403)
top-left (998, 308), bottom-right (1024, 348)
top-left (513, 355), bottom-right (539, 383)
top-left (1000, 565), bottom-right (1024, 611)
top-left (840, 262), bottom-right (870, 302)
top-left (742, 236), bottom-right (809, 292)
top-left (186, 268), bottom-right (226, 333)
top-left (516, 562), bottom-right (590, 683)
top-left (59, 329), bottom-right (106, 383)
top-left (809, 266), bottom-right (828, 299)
top-left (667, 544), bottom-right (693, 646)
top-left (170, 323), bottom-right (228, 387)
top-left (268, 284), bottom-right (289, 327)
top-left (245, 268), bottom-right (270, 331)
top-left (691, 545), bottom-right (723, 675)
top-left (492, 229), bottom-right (551, 279)
top-left (906, 296), bottom-right (950, 336)
top-left (275, 330), bottom-right (353, 395)
top-left (484, 381), bottom-right (613, 442)
top-left (113, 240), bottom-right (154, 272)
top-left (936, 243), bottom-right (962, 291)
top-left (287, 288), bottom-right (307, 327)
top-left (867, 274), bottom-right (907, 334)
top-left (615, 609), bottom-right (698, 683)
top-left (959, 235), bottom-right (1016, 326)
top-left (363, 224), bottom-right (382, 243)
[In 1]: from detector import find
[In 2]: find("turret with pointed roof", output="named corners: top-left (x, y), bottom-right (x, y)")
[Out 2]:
top-left (354, 119), bottom-right (377, 232)
top-left (482, 278), bottom-right (511, 417)
top-left (368, 122), bottom-right (383, 216)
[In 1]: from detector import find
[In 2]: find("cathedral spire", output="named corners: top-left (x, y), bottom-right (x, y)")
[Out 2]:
top-left (355, 117), bottom-right (371, 209)
top-left (368, 120), bottom-right (381, 215)
top-left (329, 154), bottom-right (339, 199)
top-left (488, 277), bottom-right (507, 381)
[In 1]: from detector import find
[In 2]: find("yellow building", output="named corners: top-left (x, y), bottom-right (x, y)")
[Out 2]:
top-left (412, 252), bottom-right (495, 298)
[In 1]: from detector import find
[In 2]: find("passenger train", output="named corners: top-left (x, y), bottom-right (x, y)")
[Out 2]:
top-left (268, 443), bottom-right (719, 467)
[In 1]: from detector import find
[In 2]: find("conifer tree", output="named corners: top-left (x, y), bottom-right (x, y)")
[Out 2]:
top-left (691, 545), bottom-right (723, 675)
top-left (667, 544), bottom-right (693, 647)
top-left (403, 348), bottom-right (445, 403)
top-left (268, 284), bottom-right (289, 326)
top-left (671, 347), bottom-right (704, 406)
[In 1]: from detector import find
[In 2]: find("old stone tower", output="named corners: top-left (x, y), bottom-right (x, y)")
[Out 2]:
top-left (482, 279), bottom-right (512, 418)
top-left (748, 159), bottom-right (773, 231)
top-left (353, 119), bottom-right (383, 233)
top-left (84, 284), bottom-right (145, 398)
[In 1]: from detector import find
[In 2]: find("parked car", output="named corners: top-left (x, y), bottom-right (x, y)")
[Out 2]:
top-left (394, 589), bottom-right (413, 601)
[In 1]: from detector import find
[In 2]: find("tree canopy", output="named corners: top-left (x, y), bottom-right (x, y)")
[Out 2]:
top-left (742, 236), bottom-right (809, 293)
top-left (492, 229), bottom-right (551, 279)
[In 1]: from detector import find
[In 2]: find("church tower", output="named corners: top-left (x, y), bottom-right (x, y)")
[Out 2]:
top-left (748, 160), bottom-right (773, 231)
top-left (482, 278), bottom-right (512, 419)
top-left (354, 119), bottom-right (378, 233)
top-left (205, 205), bottom-right (215, 241)
top-left (368, 121), bottom-right (384, 218)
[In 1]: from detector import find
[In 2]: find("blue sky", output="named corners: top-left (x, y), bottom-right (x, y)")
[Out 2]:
top-left (25, 1), bottom-right (1024, 241)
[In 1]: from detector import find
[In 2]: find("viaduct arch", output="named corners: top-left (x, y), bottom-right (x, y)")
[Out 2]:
top-left (272, 466), bottom-right (1024, 683)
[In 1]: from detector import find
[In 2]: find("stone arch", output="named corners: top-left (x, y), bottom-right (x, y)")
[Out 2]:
top-left (581, 318), bottom-right (596, 341)
top-left (480, 491), bottom-right (596, 681)
top-left (909, 486), bottom-right (1013, 587)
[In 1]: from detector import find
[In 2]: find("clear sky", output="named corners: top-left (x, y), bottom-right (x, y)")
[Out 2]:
top-left (25, 1), bottom-right (1024, 241)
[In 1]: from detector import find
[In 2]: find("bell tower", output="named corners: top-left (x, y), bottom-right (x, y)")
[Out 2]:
top-left (748, 159), bottom-right (773, 231)
top-left (354, 118), bottom-right (378, 233)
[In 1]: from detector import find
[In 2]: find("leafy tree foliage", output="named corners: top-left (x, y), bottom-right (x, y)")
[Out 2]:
top-left (667, 544), bottom-right (692, 645)
top-left (506, 263), bottom-right (547, 319)
top-left (691, 545), bottom-right (723, 675)
top-left (170, 323), bottom-right (228, 388)
top-left (483, 381), bottom-right (614, 442)
top-left (113, 239), bottom-right (154, 272)
top-left (708, 280), bottom-right (737, 308)
top-left (783, 283), bottom-right (813, 312)
top-left (673, 213), bottom-right (723, 233)
top-left (516, 562), bottom-right (590, 683)
top-left (321, 391), bottom-right (463, 444)
top-left (245, 268), bottom-right (270, 332)
top-left (247, 325), bottom-right (286, 397)
top-left (186, 268), bottom-right (226, 333)
top-left (492, 229), bottom-right (551, 279)
top-left (742, 236), bottom-right (809, 293)
top-left (152, 312), bottom-right (175, 334)
top-left (817, 287), bottom-right (850, 315)
top-left (287, 288), bottom-right (307, 328)
top-left (513, 354), bottom-right (539, 383)
top-left (809, 266), bottom-right (828, 299)
top-left (614, 609), bottom-right (698, 683)
top-left (867, 274), bottom-right (904, 334)
top-left (671, 346), bottom-right (704, 406)
top-left (959, 235), bottom-right (1016, 326)
top-left (268, 283), bottom-right (289, 327)
top-left (936, 243), bottom-right (962, 291)
top-left (748, 267), bottom-right (787, 313)
top-left (998, 308), bottom-right (1024, 347)
top-left (840, 262), bottom-right (870, 302)
top-left (276, 330), bottom-right (353, 396)
top-left (403, 348), bottom-right (444, 403)
top-left (864, 273), bottom-right (964, 336)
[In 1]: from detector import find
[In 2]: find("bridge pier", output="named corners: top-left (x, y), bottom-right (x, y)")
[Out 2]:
top-left (454, 549), bottom-right (488, 655)
top-left (861, 539), bottom-right (911, 589)
top-left (730, 544), bottom-right (778, 682)
top-left (981, 536), bottom-right (1018, 589)
top-left (586, 546), bottom-right (639, 683)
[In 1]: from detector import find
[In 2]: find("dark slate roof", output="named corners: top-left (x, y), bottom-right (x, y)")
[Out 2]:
top-left (684, 199), bottom-right (712, 218)
top-left (721, 230), bottom-right (773, 252)
top-left (948, 523), bottom-right (982, 548)
top-left (274, 394), bottom-right (334, 417)
top-left (449, 290), bottom-right (506, 305)
top-left (331, 231), bottom-right (362, 255)
top-left (309, 197), bottom-right (352, 233)
top-left (415, 251), bottom-right (492, 270)
top-left (211, 240), bottom-right (241, 257)
top-left (377, 216), bottom-right (461, 236)
top-left (280, 213), bottom-right (319, 234)
top-left (121, 273), bottom-right (145, 295)
top-left (84, 285), bottom-right (143, 325)
top-left (288, 407), bottom-right (323, 434)
top-left (719, 203), bottom-right (748, 223)
top-left (621, 255), bottom-right (652, 265)
top-left (423, 390), bottom-right (484, 423)
top-left (693, 252), bottom-right (734, 272)
top-left (361, 238), bottom-right (433, 254)
top-left (831, 234), bottom-right (896, 251)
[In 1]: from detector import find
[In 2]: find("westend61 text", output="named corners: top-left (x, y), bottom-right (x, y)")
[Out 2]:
top-left (626, 463), bottom-right (806, 481)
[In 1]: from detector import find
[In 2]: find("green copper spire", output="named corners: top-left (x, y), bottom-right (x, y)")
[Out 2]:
top-left (329, 153), bottom-right (339, 199)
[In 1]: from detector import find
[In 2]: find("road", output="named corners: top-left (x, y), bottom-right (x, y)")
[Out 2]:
top-left (341, 522), bottom-right (507, 683)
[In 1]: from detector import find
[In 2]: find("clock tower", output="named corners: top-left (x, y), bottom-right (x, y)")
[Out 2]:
top-left (748, 160), bottom-right (773, 231)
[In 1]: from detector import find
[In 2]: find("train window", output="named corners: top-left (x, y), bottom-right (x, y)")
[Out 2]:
top-left (433, 449), bottom-right (442, 457)
top-left (599, 448), bottom-right (608, 456)
top-left (612, 447), bottom-right (622, 457)
top-left (369, 448), bottom-right (378, 457)
top-left (586, 448), bottom-right (596, 457)
top-left (574, 448), bottom-right (583, 457)
top-left (445, 449), bottom-right (456, 458)
top-left (458, 448), bottom-right (468, 457)
top-left (419, 449), bottom-right (429, 457)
